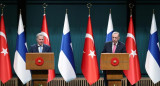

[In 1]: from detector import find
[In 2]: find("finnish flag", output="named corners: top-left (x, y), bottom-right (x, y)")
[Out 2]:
top-left (145, 13), bottom-right (160, 84)
top-left (106, 10), bottom-right (113, 42)
top-left (13, 13), bottom-right (32, 84)
top-left (58, 13), bottom-right (76, 82)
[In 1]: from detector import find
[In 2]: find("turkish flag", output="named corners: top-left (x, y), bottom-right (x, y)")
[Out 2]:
top-left (123, 16), bottom-right (141, 85)
top-left (81, 15), bottom-right (100, 85)
top-left (41, 14), bottom-right (55, 82)
top-left (0, 15), bottom-right (12, 83)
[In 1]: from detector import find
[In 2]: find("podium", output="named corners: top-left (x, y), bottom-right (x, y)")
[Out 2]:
top-left (100, 53), bottom-right (129, 86)
top-left (26, 53), bottom-right (54, 86)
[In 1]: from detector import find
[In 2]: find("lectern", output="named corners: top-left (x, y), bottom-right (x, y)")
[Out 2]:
top-left (100, 53), bottom-right (129, 86)
top-left (26, 53), bottom-right (54, 86)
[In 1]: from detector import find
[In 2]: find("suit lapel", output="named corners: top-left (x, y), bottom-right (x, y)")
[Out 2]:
top-left (115, 42), bottom-right (120, 53)
top-left (36, 45), bottom-right (39, 52)
top-left (42, 44), bottom-right (45, 52)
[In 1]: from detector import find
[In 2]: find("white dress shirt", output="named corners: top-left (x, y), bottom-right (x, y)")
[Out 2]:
top-left (38, 44), bottom-right (43, 53)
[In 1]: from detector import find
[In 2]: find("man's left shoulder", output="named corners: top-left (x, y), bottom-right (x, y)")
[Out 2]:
top-left (43, 44), bottom-right (51, 48)
top-left (118, 41), bottom-right (125, 46)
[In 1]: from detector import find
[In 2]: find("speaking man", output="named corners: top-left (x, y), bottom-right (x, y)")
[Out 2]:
top-left (29, 32), bottom-right (51, 53)
top-left (102, 31), bottom-right (126, 86)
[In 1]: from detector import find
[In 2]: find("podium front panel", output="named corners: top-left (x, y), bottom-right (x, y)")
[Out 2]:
top-left (26, 53), bottom-right (54, 70)
top-left (100, 53), bottom-right (129, 70)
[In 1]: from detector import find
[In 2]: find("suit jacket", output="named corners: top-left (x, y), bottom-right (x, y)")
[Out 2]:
top-left (102, 41), bottom-right (126, 53)
top-left (29, 44), bottom-right (51, 53)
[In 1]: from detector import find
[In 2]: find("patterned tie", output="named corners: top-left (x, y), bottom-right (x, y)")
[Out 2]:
top-left (113, 44), bottom-right (116, 53)
top-left (39, 46), bottom-right (42, 53)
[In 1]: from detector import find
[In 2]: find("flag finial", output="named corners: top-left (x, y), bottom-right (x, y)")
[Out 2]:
top-left (42, 3), bottom-right (48, 14)
top-left (20, 9), bottom-right (21, 14)
top-left (0, 3), bottom-right (5, 15)
top-left (129, 3), bottom-right (134, 16)
top-left (153, 9), bottom-right (155, 14)
top-left (109, 9), bottom-right (111, 14)
top-left (87, 3), bottom-right (92, 15)
top-left (66, 9), bottom-right (68, 14)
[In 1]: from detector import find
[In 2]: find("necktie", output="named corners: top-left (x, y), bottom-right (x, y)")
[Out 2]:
top-left (39, 46), bottom-right (42, 53)
top-left (113, 44), bottom-right (116, 53)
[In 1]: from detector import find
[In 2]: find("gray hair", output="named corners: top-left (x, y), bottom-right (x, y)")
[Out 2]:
top-left (112, 31), bottom-right (120, 37)
top-left (36, 32), bottom-right (44, 39)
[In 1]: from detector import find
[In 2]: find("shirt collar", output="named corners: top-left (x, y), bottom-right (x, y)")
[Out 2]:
top-left (112, 42), bottom-right (118, 46)
top-left (37, 44), bottom-right (43, 47)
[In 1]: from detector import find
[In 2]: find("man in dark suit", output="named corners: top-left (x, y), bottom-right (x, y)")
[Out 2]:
top-left (29, 32), bottom-right (51, 53)
top-left (102, 31), bottom-right (126, 86)
top-left (29, 32), bottom-right (51, 82)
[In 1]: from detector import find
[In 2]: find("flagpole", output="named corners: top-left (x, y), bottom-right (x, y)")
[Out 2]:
top-left (66, 9), bottom-right (68, 14)
top-left (87, 4), bottom-right (93, 86)
top-left (129, 3), bottom-right (134, 16)
top-left (87, 3), bottom-right (92, 16)
top-left (0, 3), bottom-right (5, 15)
top-left (87, 3), bottom-right (93, 86)
top-left (20, 9), bottom-right (21, 14)
top-left (42, 3), bottom-right (48, 15)
top-left (128, 3), bottom-right (136, 86)
top-left (109, 9), bottom-right (111, 14)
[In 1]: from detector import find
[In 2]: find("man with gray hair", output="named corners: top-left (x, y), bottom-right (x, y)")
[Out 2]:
top-left (29, 32), bottom-right (51, 53)
top-left (102, 31), bottom-right (126, 53)
top-left (29, 33), bottom-right (51, 85)
top-left (102, 31), bottom-right (126, 86)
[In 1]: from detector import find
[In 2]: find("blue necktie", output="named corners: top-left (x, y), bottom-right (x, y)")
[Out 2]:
top-left (39, 46), bottom-right (42, 53)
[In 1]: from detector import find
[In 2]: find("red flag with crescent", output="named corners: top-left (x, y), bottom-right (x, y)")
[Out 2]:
top-left (81, 15), bottom-right (100, 85)
top-left (0, 15), bottom-right (12, 83)
top-left (41, 14), bottom-right (55, 82)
